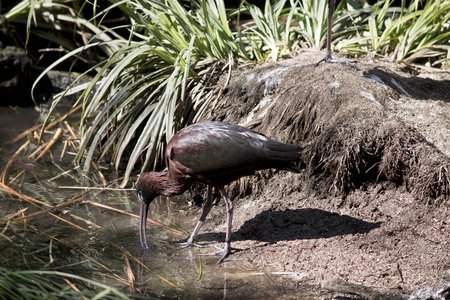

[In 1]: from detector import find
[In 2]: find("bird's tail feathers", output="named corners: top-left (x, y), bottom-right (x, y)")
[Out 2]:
top-left (266, 140), bottom-right (302, 161)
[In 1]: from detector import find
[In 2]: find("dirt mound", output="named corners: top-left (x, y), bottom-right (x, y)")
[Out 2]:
top-left (197, 53), bottom-right (450, 297)
top-left (211, 55), bottom-right (450, 203)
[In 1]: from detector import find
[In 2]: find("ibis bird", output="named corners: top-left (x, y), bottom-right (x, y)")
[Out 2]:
top-left (136, 121), bottom-right (302, 263)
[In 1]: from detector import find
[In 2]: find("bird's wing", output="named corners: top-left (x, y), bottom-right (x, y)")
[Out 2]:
top-left (166, 122), bottom-right (300, 182)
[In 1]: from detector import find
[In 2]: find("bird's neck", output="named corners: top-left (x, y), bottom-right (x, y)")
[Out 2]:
top-left (152, 171), bottom-right (189, 197)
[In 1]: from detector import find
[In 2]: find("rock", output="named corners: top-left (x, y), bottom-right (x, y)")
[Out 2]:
top-left (0, 14), bottom-right (35, 106)
top-left (44, 70), bottom-right (93, 104)
top-left (0, 14), bottom-right (91, 106)
top-left (0, 45), bottom-right (34, 106)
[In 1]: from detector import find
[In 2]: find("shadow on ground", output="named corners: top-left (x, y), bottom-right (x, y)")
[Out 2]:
top-left (196, 208), bottom-right (381, 244)
top-left (365, 67), bottom-right (450, 102)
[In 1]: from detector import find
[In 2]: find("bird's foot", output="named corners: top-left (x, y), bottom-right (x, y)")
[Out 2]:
top-left (198, 244), bottom-right (241, 264)
top-left (314, 55), bottom-right (329, 67)
top-left (198, 247), bottom-right (230, 264)
top-left (315, 56), bottom-right (359, 70)
top-left (179, 239), bottom-right (204, 249)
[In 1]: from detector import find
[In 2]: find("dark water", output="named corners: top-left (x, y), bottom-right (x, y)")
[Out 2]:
top-left (0, 106), bottom-right (320, 299)
top-left (0, 106), bottom-right (40, 144)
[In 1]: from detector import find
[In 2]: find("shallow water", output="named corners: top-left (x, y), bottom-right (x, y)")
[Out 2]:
top-left (0, 106), bottom-right (40, 144)
top-left (51, 193), bottom-right (319, 299)
top-left (113, 197), bottom-right (319, 299)
top-left (0, 106), bottom-right (321, 299)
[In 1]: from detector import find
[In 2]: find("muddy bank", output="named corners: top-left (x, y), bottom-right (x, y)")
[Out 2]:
top-left (211, 53), bottom-right (449, 202)
top-left (189, 52), bottom-right (450, 298)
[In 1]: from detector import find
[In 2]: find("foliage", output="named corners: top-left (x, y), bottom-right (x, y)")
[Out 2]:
top-left (337, 0), bottom-right (450, 67)
top-left (292, 0), bottom-right (369, 50)
top-left (295, 0), bottom-right (330, 49)
top-left (0, 268), bottom-right (130, 300)
top-left (244, 0), bottom-right (297, 61)
top-left (4, 0), bottom-right (450, 188)
top-left (0, 217), bottom-right (131, 299)
top-left (23, 0), bottom-right (301, 186)
top-left (4, 0), bottom-right (122, 67)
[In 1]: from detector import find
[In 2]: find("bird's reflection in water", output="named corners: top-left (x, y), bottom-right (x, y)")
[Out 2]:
top-left (133, 249), bottom-right (149, 296)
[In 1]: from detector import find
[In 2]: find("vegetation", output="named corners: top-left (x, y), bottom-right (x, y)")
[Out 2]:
top-left (0, 201), bottom-right (132, 299)
top-left (337, 0), bottom-right (450, 65)
top-left (0, 267), bottom-right (130, 299)
top-left (0, 176), bottom-right (184, 298)
top-left (4, 0), bottom-right (449, 187)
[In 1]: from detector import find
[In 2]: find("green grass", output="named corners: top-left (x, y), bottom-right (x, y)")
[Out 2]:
top-left (337, 0), bottom-right (450, 67)
top-left (0, 267), bottom-right (130, 300)
top-left (0, 219), bottom-right (132, 299)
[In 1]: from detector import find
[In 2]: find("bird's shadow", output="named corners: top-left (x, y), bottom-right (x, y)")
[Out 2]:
top-left (365, 67), bottom-right (450, 102)
top-left (196, 208), bottom-right (381, 244)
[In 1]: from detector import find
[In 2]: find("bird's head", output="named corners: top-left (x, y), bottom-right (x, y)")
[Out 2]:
top-left (135, 171), bottom-right (163, 249)
top-left (136, 170), bottom-right (187, 249)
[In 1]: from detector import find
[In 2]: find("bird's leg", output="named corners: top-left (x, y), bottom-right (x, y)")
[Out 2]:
top-left (217, 187), bottom-right (233, 264)
top-left (197, 187), bottom-right (237, 263)
top-left (315, 0), bottom-right (334, 67)
top-left (180, 186), bottom-right (213, 248)
top-left (315, 0), bottom-right (358, 70)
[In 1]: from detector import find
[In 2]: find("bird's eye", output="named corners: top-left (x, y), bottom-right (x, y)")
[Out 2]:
top-left (137, 190), bottom-right (143, 199)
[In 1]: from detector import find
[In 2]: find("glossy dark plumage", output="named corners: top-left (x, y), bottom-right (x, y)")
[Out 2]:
top-left (136, 121), bottom-right (302, 263)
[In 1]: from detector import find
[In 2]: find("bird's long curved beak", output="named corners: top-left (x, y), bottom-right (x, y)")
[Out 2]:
top-left (138, 195), bottom-right (149, 249)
